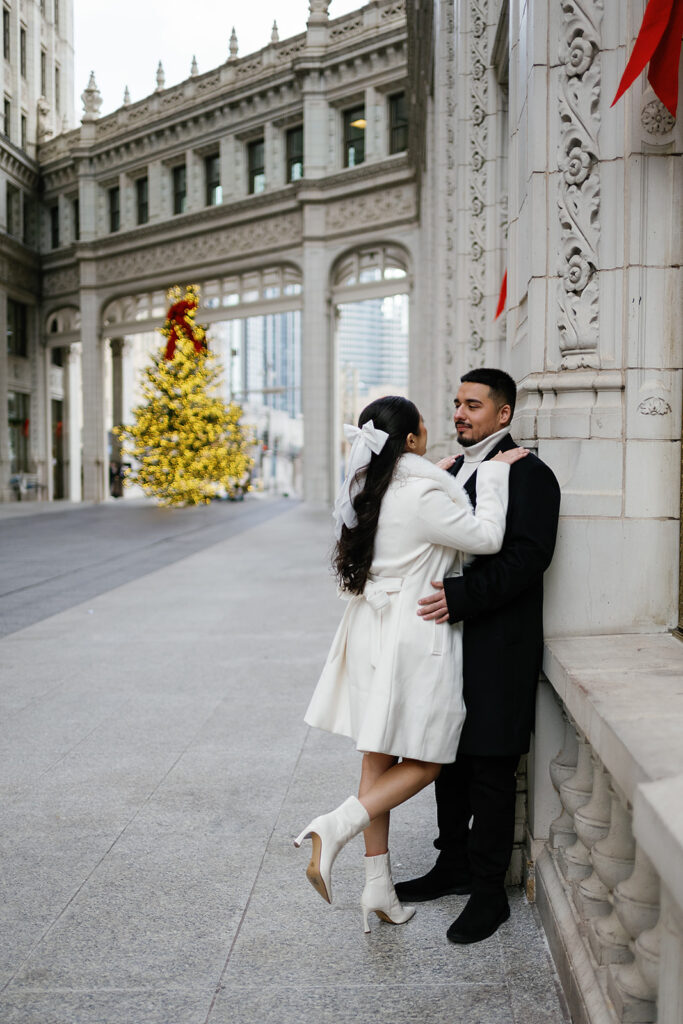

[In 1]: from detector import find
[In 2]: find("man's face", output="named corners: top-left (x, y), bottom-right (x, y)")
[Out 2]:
top-left (453, 382), bottom-right (511, 447)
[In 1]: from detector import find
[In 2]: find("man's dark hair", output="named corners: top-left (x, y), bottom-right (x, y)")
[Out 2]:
top-left (460, 367), bottom-right (516, 418)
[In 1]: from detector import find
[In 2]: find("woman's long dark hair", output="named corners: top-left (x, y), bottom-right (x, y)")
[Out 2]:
top-left (334, 395), bottom-right (420, 595)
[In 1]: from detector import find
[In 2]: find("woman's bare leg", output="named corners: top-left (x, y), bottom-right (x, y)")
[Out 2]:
top-left (359, 752), bottom-right (397, 856)
top-left (358, 753), bottom-right (442, 856)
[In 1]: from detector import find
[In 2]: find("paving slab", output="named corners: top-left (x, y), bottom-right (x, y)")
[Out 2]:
top-left (0, 501), bottom-right (569, 1023)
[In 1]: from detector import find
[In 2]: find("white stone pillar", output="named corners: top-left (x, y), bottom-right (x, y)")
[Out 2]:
top-left (64, 344), bottom-right (82, 502)
top-left (31, 306), bottom-right (49, 499)
top-left (148, 160), bottom-right (163, 222)
top-left (302, 69), bottom-right (329, 179)
top-left (301, 211), bottom-right (332, 502)
top-left (186, 148), bottom-right (202, 211)
top-left (264, 120), bottom-right (280, 190)
top-left (220, 136), bottom-right (237, 201)
top-left (365, 85), bottom-right (383, 162)
top-left (80, 288), bottom-right (107, 502)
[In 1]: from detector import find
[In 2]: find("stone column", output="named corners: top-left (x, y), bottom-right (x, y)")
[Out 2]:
top-left (148, 160), bottom-right (163, 222)
top-left (301, 208), bottom-right (332, 503)
top-left (364, 85), bottom-right (383, 162)
top-left (302, 68), bottom-right (329, 179)
top-left (63, 344), bottom-right (82, 502)
top-left (109, 338), bottom-right (125, 494)
top-left (264, 120), bottom-right (280, 190)
top-left (220, 136), bottom-right (237, 201)
top-left (80, 286), bottom-right (107, 502)
top-left (31, 305), bottom-right (49, 498)
top-left (186, 148), bottom-right (202, 211)
top-left (0, 290), bottom-right (10, 500)
top-left (549, 715), bottom-right (579, 849)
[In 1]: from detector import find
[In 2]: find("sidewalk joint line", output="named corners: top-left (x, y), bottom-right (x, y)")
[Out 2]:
top-left (203, 728), bottom-right (312, 1023)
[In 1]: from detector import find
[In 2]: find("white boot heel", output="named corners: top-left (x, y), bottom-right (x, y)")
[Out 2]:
top-left (294, 796), bottom-right (370, 904)
top-left (361, 852), bottom-right (416, 933)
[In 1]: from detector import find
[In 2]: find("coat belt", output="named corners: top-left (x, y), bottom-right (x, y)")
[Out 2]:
top-left (363, 577), bottom-right (403, 666)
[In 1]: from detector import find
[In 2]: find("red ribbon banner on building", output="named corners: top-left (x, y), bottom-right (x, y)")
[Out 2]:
top-left (494, 270), bottom-right (507, 320)
top-left (612, 0), bottom-right (683, 118)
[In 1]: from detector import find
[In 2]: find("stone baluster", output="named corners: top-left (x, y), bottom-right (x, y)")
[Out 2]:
top-left (560, 754), bottom-right (610, 882)
top-left (590, 844), bottom-right (659, 966)
top-left (549, 716), bottom-right (579, 850)
top-left (608, 918), bottom-right (662, 1023)
top-left (577, 787), bottom-right (635, 921)
top-left (555, 736), bottom-right (593, 879)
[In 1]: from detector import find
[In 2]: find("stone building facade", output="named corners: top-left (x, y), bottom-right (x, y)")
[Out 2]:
top-left (0, 0), bottom-right (74, 500)
top-left (407, 0), bottom-right (682, 1020)
top-left (1, 0), bottom-right (415, 503)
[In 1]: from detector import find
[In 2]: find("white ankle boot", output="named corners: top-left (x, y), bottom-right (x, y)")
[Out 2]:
top-left (294, 796), bottom-right (370, 904)
top-left (361, 852), bottom-right (416, 933)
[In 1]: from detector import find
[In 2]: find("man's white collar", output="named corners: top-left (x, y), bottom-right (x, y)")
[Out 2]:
top-left (461, 426), bottom-right (510, 463)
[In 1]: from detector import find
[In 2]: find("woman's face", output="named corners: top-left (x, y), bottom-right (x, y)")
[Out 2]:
top-left (406, 416), bottom-right (428, 456)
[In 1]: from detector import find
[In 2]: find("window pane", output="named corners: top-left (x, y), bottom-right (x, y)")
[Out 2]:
top-left (7, 299), bottom-right (28, 357)
top-left (136, 176), bottom-right (148, 224)
top-left (50, 204), bottom-right (59, 248)
top-left (343, 106), bottom-right (365, 167)
top-left (8, 391), bottom-right (31, 474)
top-left (286, 126), bottom-right (304, 182)
top-left (173, 165), bottom-right (186, 214)
top-left (248, 139), bottom-right (265, 194)
top-left (205, 154), bottom-right (221, 206)
top-left (109, 186), bottom-right (120, 232)
top-left (389, 92), bottom-right (408, 154)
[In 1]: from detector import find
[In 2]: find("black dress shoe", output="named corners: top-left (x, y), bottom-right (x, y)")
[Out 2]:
top-left (395, 862), bottom-right (473, 903)
top-left (446, 891), bottom-right (510, 944)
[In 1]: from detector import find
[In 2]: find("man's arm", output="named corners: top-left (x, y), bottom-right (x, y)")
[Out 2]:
top-left (419, 457), bottom-right (560, 624)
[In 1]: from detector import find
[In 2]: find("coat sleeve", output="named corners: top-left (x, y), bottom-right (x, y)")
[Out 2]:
top-left (416, 461), bottom-right (509, 555)
top-left (443, 456), bottom-right (560, 623)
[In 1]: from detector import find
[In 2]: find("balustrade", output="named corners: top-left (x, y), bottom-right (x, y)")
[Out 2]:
top-left (533, 648), bottom-right (683, 1024)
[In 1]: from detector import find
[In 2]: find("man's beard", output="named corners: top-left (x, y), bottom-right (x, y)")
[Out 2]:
top-left (457, 434), bottom-right (478, 448)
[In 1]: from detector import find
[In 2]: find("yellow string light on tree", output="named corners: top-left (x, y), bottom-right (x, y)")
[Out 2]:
top-left (116, 284), bottom-right (253, 506)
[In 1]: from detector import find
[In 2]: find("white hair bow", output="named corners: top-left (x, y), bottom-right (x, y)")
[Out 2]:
top-left (333, 420), bottom-right (390, 539)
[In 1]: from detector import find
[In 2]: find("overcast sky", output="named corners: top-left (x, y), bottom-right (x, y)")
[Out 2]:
top-left (73, 0), bottom-right (364, 117)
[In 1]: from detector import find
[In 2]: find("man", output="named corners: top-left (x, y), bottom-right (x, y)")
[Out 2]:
top-left (395, 368), bottom-right (561, 944)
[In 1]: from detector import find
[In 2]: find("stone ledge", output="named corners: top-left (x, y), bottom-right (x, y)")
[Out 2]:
top-left (543, 634), bottom-right (683, 805)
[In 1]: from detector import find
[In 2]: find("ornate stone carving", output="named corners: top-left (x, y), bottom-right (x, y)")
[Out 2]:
top-left (42, 266), bottom-right (80, 297)
top-left (638, 396), bottom-right (672, 416)
top-left (467, 0), bottom-right (490, 368)
top-left (308, 0), bottom-right (329, 26)
top-left (96, 212), bottom-right (303, 286)
top-left (641, 98), bottom-right (675, 136)
top-left (442, 0), bottom-right (459, 411)
top-left (37, 96), bottom-right (53, 141)
top-left (325, 184), bottom-right (416, 233)
top-left (81, 72), bottom-right (102, 122)
top-left (556, 0), bottom-right (603, 369)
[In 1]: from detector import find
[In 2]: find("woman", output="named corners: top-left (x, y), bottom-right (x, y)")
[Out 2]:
top-left (295, 396), bottom-right (527, 932)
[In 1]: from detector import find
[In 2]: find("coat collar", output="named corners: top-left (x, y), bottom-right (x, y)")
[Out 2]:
top-left (394, 453), bottom-right (473, 509)
top-left (449, 432), bottom-right (516, 504)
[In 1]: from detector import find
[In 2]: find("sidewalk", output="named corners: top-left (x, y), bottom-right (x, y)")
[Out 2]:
top-left (0, 503), bottom-right (569, 1024)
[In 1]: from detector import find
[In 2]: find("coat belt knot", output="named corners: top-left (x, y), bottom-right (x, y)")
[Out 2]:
top-left (363, 577), bottom-right (403, 666)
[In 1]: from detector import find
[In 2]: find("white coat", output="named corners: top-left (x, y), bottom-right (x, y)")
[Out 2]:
top-left (304, 453), bottom-right (510, 763)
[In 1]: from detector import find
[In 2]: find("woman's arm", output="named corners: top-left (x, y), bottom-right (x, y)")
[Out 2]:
top-left (416, 461), bottom-right (510, 554)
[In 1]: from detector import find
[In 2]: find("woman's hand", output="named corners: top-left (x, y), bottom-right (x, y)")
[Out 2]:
top-left (492, 447), bottom-right (530, 465)
top-left (436, 455), bottom-right (458, 470)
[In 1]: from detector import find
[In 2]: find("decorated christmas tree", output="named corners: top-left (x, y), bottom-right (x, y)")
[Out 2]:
top-left (117, 284), bottom-right (253, 507)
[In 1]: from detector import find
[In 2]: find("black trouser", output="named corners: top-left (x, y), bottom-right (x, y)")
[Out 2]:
top-left (434, 751), bottom-right (520, 894)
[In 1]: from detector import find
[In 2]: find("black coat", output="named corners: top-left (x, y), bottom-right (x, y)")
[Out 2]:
top-left (443, 434), bottom-right (561, 756)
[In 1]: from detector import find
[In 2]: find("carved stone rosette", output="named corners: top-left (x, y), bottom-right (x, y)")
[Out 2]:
top-left (467, 0), bottom-right (489, 368)
top-left (442, 0), bottom-right (459, 418)
top-left (556, 0), bottom-right (603, 369)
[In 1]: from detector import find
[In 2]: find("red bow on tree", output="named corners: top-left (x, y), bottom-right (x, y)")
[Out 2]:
top-left (612, 0), bottom-right (683, 118)
top-left (164, 298), bottom-right (204, 360)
